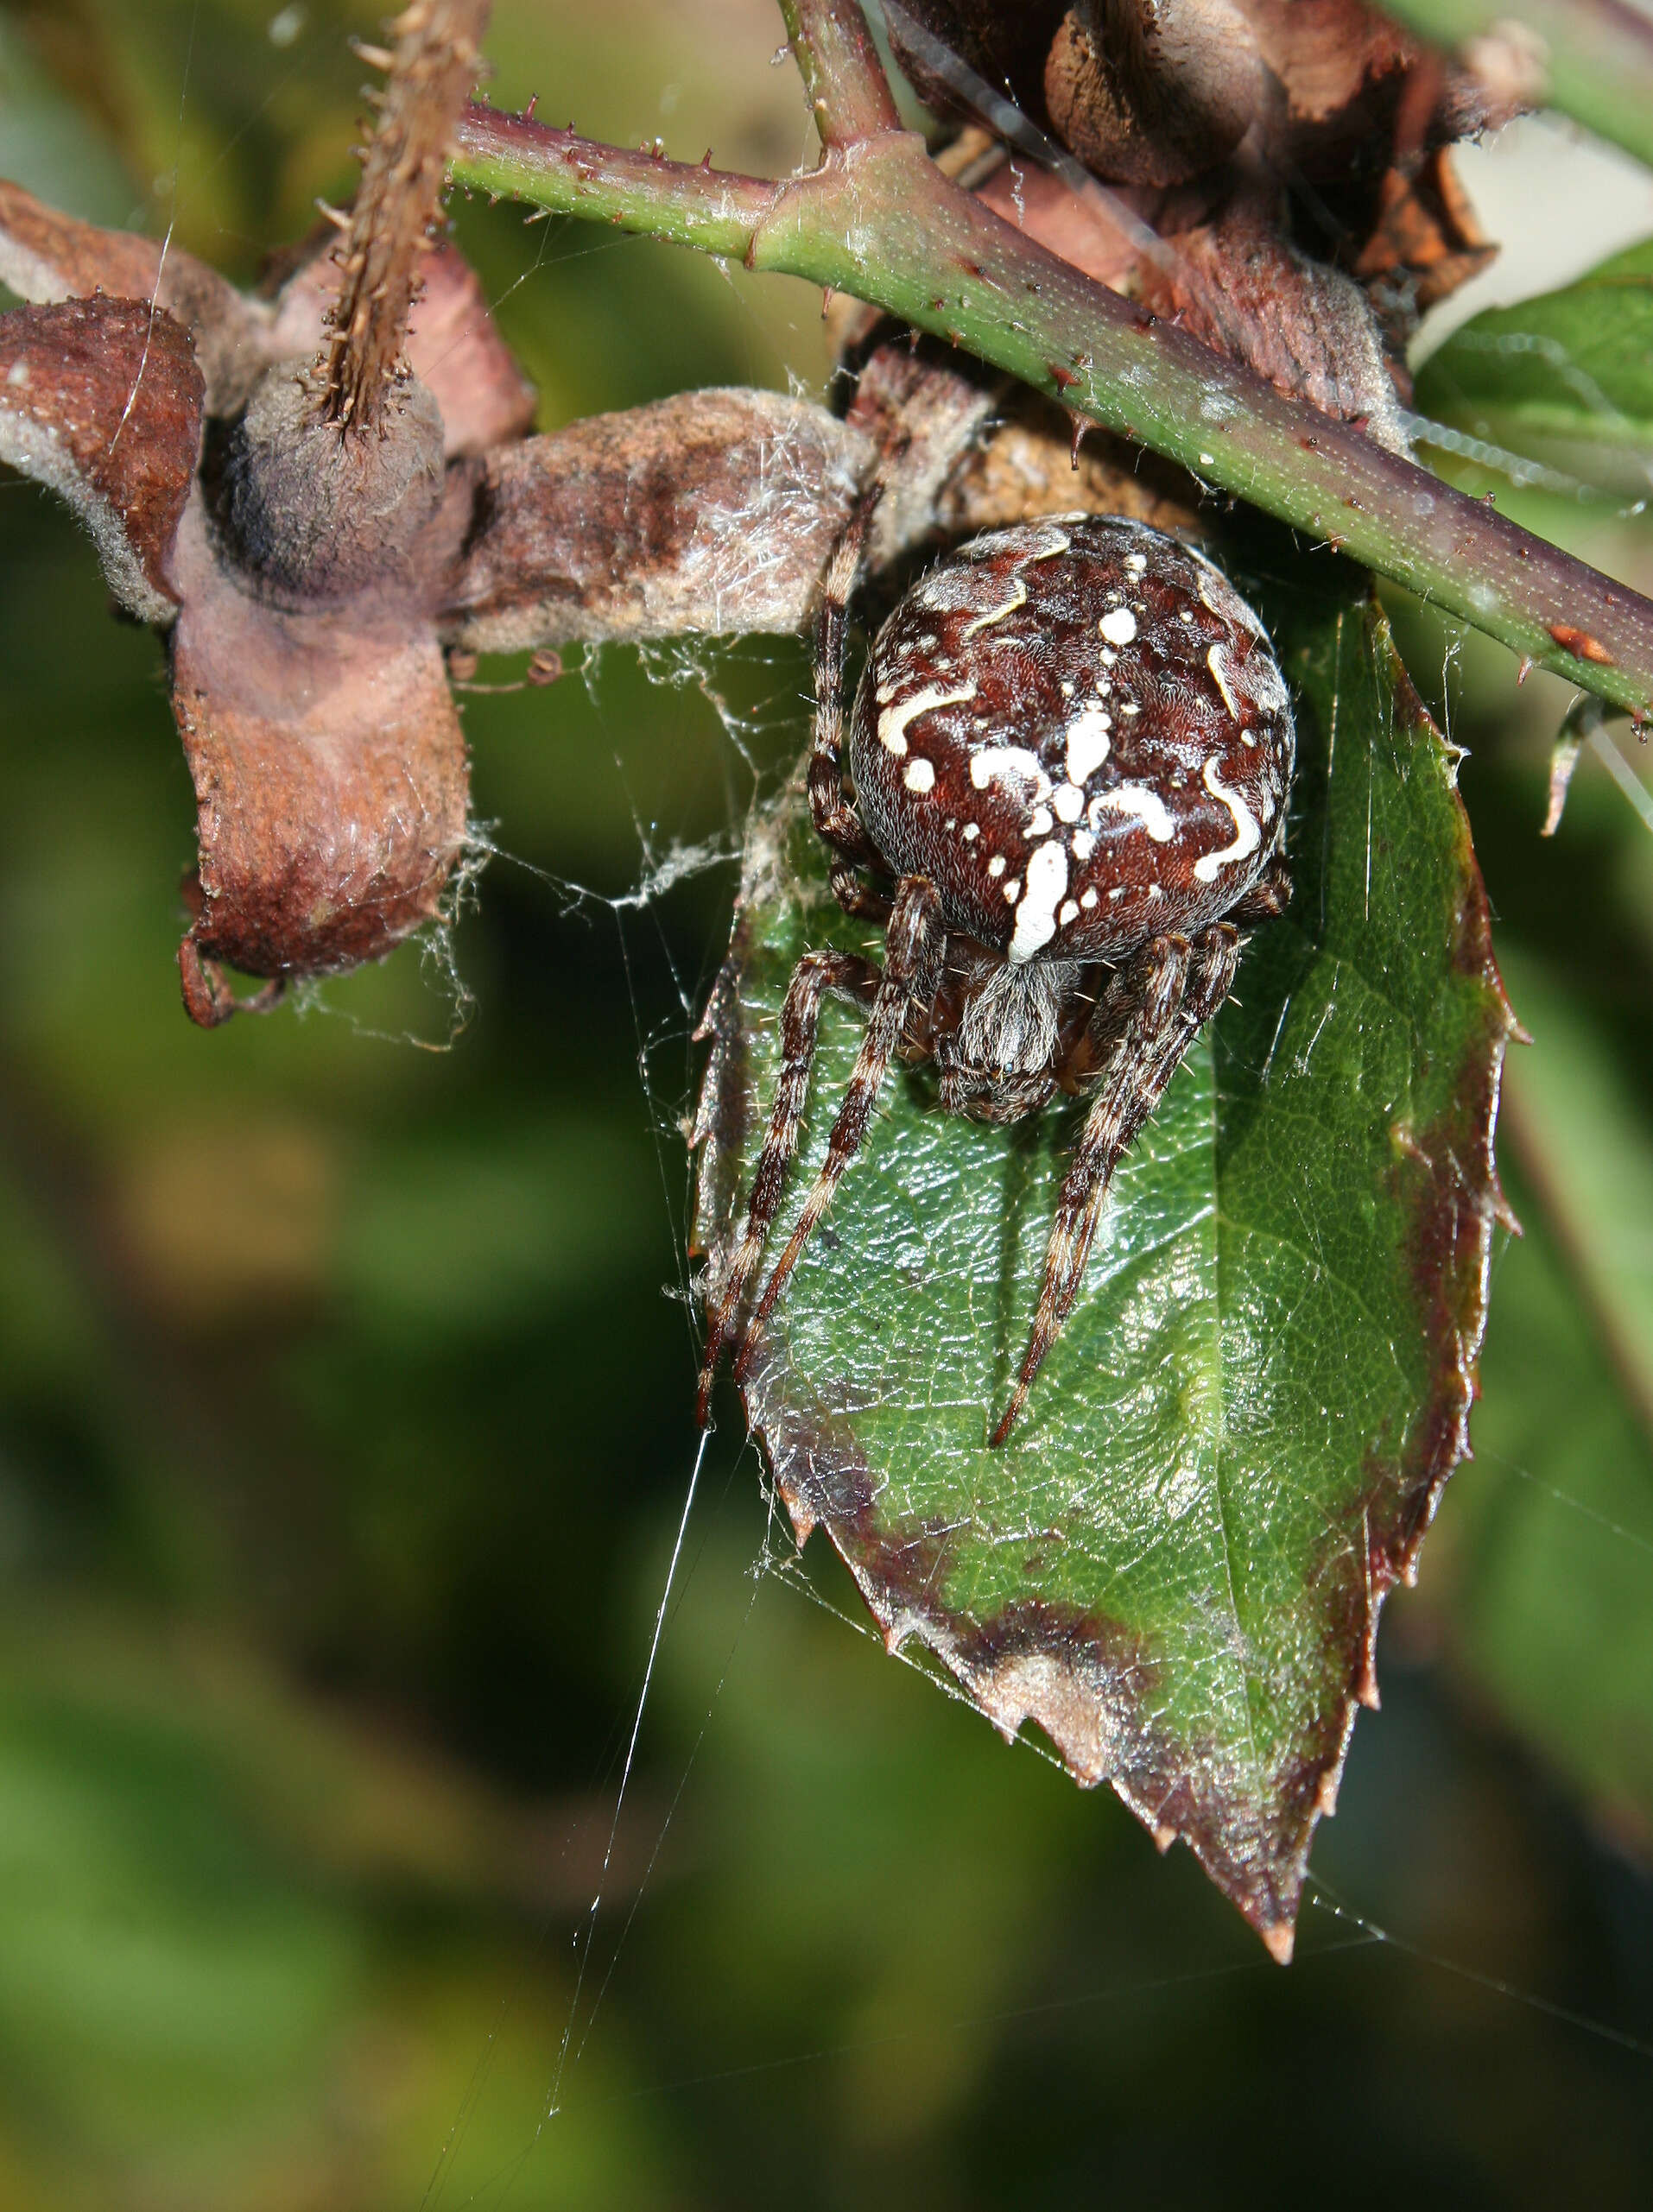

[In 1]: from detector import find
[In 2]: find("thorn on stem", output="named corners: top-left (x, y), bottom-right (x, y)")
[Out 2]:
top-left (1548, 623), bottom-right (1616, 666)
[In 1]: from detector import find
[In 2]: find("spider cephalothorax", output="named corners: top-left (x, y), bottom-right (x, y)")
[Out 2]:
top-left (699, 512), bottom-right (1295, 1444)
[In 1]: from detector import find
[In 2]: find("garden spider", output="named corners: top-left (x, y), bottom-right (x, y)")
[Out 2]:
top-left (698, 510), bottom-right (1295, 1445)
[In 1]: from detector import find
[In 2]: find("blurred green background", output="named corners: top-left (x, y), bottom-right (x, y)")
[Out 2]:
top-left (1, 3), bottom-right (1651, 2205)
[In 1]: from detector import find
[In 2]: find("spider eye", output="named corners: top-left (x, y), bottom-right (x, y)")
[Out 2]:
top-left (847, 515), bottom-right (1293, 960)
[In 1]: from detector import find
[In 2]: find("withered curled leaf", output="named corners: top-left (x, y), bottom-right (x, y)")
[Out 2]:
top-left (886, 0), bottom-right (1518, 424)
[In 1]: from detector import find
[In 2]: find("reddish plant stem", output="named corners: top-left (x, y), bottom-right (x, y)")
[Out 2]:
top-left (453, 103), bottom-right (1653, 717)
top-left (779, 0), bottom-right (902, 146)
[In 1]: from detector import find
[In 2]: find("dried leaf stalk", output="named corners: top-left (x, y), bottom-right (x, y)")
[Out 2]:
top-left (315, 0), bottom-right (491, 432)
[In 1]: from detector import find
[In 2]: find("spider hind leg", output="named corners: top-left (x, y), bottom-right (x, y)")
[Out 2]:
top-left (989, 922), bottom-right (1242, 1448)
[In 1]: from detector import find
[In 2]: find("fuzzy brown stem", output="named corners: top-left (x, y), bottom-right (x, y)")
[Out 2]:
top-left (314, 0), bottom-right (491, 432)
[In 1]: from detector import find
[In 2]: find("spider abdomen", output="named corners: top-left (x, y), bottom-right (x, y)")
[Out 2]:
top-left (847, 515), bottom-right (1294, 963)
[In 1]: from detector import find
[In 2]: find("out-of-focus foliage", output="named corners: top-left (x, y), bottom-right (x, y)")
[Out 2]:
top-left (1439, 953), bottom-right (1653, 1834)
top-left (0, 3), bottom-right (1650, 2206)
top-left (1400, 236), bottom-right (1653, 1871)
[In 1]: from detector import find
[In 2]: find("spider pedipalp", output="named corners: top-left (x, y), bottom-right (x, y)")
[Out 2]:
top-left (699, 511), bottom-right (1295, 1444)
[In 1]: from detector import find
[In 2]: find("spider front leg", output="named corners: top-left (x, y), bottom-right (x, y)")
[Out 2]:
top-left (730, 873), bottom-right (946, 1392)
top-left (697, 946), bottom-right (882, 1425)
top-left (989, 923), bottom-right (1242, 1448)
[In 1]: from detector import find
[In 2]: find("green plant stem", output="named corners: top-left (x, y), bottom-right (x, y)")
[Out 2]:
top-left (1381, 0), bottom-right (1653, 174)
top-left (779, 0), bottom-right (900, 146)
top-left (453, 105), bottom-right (1653, 716)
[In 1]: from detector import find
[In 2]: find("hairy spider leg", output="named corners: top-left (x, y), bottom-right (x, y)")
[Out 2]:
top-left (806, 500), bottom-right (892, 924)
top-left (696, 947), bottom-right (882, 1426)
top-left (732, 874), bottom-right (946, 1387)
top-left (828, 860), bottom-right (893, 924)
top-left (989, 922), bottom-right (1244, 1447)
top-left (1226, 852), bottom-right (1293, 928)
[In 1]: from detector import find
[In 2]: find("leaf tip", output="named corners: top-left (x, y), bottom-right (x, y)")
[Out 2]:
top-left (1261, 1920), bottom-right (1295, 1967)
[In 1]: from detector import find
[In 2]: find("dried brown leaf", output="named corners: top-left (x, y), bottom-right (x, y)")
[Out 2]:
top-left (1139, 205), bottom-right (1412, 450)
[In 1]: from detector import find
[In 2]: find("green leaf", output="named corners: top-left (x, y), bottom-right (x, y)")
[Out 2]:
top-left (1415, 237), bottom-right (1653, 490)
top-left (1425, 948), bottom-right (1653, 1836)
top-left (1499, 949), bottom-right (1653, 1425)
top-left (693, 556), bottom-right (1515, 1956)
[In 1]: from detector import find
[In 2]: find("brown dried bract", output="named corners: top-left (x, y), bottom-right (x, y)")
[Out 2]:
top-left (1354, 147), bottom-right (1498, 341)
top-left (1043, 0), bottom-right (1265, 187)
top-left (1137, 201), bottom-right (1413, 451)
top-left (441, 389), bottom-right (872, 653)
top-left (0, 294), bottom-right (203, 622)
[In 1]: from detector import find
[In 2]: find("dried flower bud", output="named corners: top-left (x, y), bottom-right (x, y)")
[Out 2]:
top-left (214, 363), bottom-right (446, 604)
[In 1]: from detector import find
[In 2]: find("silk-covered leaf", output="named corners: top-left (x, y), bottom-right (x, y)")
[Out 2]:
top-left (692, 556), bottom-right (1514, 1957)
top-left (1415, 237), bottom-right (1653, 490)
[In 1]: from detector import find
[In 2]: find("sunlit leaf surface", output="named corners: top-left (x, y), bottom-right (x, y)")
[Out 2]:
top-left (694, 558), bottom-right (1515, 1955)
top-left (1416, 237), bottom-right (1653, 489)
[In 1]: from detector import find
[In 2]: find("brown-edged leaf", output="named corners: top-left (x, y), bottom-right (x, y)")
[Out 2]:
top-left (693, 551), bottom-right (1514, 1955)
